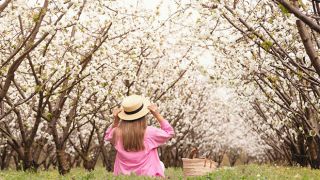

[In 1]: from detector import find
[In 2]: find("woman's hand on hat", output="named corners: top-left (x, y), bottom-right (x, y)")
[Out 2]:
top-left (148, 104), bottom-right (165, 123)
top-left (112, 107), bottom-right (121, 126)
top-left (112, 107), bottom-right (122, 118)
top-left (147, 104), bottom-right (159, 114)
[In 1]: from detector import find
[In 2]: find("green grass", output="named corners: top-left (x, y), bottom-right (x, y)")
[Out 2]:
top-left (206, 164), bottom-right (320, 180)
top-left (0, 167), bottom-right (182, 180)
top-left (0, 164), bottom-right (320, 180)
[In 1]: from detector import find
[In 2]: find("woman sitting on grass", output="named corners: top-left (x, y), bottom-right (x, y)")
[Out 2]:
top-left (104, 94), bottom-right (175, 178)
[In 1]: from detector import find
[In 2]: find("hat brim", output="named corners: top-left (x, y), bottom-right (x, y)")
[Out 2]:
top-left (118, 97), bottom-right (150, 121)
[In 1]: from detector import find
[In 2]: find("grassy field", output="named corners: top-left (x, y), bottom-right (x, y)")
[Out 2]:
top-left (0, 164), bottom-right (320, 180)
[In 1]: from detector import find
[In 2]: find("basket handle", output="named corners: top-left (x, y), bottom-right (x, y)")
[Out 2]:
top-left (189, 148), bottom-right (198, 159)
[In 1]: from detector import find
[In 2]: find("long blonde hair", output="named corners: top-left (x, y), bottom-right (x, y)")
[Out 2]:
top-left (113, 116), bottom-right (147, 152)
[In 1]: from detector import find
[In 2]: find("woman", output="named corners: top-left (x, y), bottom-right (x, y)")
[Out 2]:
top-left (104, 94), bottom-right (175, 177)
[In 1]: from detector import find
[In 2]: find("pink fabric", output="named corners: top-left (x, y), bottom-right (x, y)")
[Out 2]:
top-left (104, 120), bottom-right (174, 177)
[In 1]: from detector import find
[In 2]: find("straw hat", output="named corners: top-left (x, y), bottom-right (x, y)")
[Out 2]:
top-left (118, 95), bottom-right (150, 121)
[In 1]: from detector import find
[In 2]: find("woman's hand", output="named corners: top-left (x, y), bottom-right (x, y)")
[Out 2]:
top-left (113, 107), bottom-right (121, 118)
top-left (112, 107), bottom-right (121, 127)
top-left (147, 104), bottom-right (159, 114)
top-left (148, 104), bottom-right (164, 122)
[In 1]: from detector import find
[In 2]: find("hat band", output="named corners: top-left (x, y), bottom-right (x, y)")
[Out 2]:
top-left (124, 104), bottom-right (144, 115)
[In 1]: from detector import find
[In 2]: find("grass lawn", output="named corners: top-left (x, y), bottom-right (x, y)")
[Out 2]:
top-left (0, 164), bottom-right (320, 180)
top-left (208, 164), bottom-right (320, 180)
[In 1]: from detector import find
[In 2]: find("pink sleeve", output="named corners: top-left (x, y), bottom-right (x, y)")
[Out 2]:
top-left (147, 120), bottom-right (175, 148)
top-left (104, 125), bottom-right (116, 141)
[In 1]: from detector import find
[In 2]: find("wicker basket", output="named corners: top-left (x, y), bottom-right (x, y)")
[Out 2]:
top-left (182, 158), bottom-right (217, 177)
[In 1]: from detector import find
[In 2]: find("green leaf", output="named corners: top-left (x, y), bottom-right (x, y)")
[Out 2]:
top-left (267, 75), bottom-right (278, 83)
top-left (45, 112), bottom-right (53, 121)
top-left (278, 4), bottom-right (290, 17)
top-left (32, 12), bottom-right (41, 22)
top-left (0, 69), bottom-right (4, 76)
top-left (268, 16), bottom-right (275, 24)
top-left (101, 82), bottom-right (108, 87)
top-left (297, 70), bottom-right (304, 80)
top-left (35, 85), bottom-right (42, 92)
top-left (298, 0), bottom-right (307, 10)
top-left (66, 67), bottom-right (71, 73)
top-left (261, 40), bottom-right (273, 51)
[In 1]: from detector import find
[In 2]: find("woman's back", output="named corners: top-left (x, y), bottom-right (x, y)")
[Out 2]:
top-left (105, 111), bottom-right (174, 177)
top-left (105, 95), bottom-right (174, 177)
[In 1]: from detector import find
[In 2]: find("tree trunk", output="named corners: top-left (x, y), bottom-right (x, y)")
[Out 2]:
top-left (213, 151), bottom-right (225, 167)
top-left (76, 157), bottom-right (82, 168)
top-left (0, 146), bottom-right (12, 170)
top-left (83, 148), bottom-right (100, 171)
top-left (83, 160), bottom-right (95, 171)
top-left (22, 147), bottom-right (39, 171)
top-left (228, 153), bottom-right (238, 167)
top-left (13, 153), bottom-right (22, 170)
top-left (101, 146), bottom-right (116, 171)
top-left (56, 149), bottom-right (71, 175)
top-left (316, 137), bottom-right (320, 168)
top-left (307, 136), bottom-right (319, 169)
top-left (292, 133), bottom-right (308, 166)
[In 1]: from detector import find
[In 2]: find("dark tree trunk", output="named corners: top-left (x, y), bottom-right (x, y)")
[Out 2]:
top-left (83, 159), bottom-right (96, 171)
top-left (76, 156), bottom-right (82, 168)
top-left (13, 153), bottom-right (22, 170)
top-left (82, 148), bottom-right (100, 171)
top-left (0, 146), bottom-right (12, 170)
top-left (307, 136), bottom-right (320, 169)
top-left (101, 146), bottom-right (116, 172)
top-left (56, 149), bottom-right (71, 175)
top-left (291, 133), bottom-right (308, 166)
top-left (316, 137), bottom-right (320, 168)
top-left (22, 148), bottom-right (39, 171)
top-left (228, 154), bottom-right (238, 167)
top-left (213, 151), bottom-right (225, 167)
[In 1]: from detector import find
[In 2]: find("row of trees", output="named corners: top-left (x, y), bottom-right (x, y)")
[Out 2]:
top-left (200, 0), bottom-right (320, 168)
top-left (0, 0), bottom-right (267, 174)
top-left (2, 0), bottom-right (319, 175)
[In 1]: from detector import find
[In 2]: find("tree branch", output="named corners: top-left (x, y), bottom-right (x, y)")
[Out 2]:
top-left (274, 0), bottom-right (320, 33)
top-left (0, 0), bottom-right (11, 13)
top-left (296, 20), bottom-right (320, 77)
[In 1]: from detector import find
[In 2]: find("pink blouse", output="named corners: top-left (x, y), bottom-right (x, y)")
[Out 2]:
top-left (104, 120), bottom-right (174, 177)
